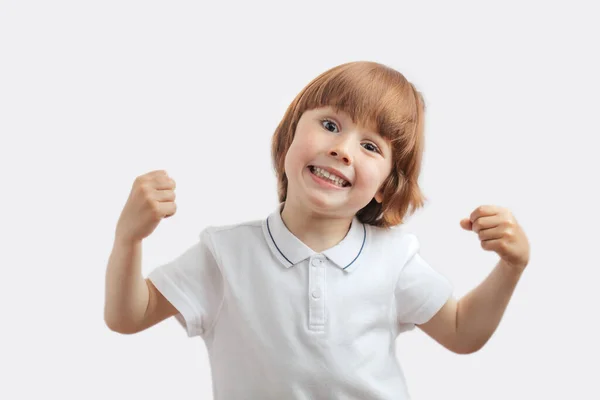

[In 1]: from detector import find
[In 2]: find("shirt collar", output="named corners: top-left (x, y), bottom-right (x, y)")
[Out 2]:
top-left (261, 203), bottom-right (367, 273)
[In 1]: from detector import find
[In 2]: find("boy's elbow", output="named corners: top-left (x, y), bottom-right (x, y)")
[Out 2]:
top-left (105, 316), bottom-right (140, 335)
top-left (452, 338), bottom-right (487, 355)
top-left (453, 345), bottom-right (480, 355)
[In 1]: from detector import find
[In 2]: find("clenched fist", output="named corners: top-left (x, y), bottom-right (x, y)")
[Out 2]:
top-left (115, 170), bottom-right (177, 244)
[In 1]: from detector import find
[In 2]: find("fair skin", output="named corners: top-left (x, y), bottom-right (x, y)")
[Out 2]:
top-left (280, 106), bottom-right (531, 354)
top-left (418, 205), bottom-right (530, 354)
top-left (281, 106), bottom-right (392, 252)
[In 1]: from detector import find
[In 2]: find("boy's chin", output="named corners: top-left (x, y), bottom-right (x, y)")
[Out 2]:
top-left (303, 195), bottom-right (365, 216)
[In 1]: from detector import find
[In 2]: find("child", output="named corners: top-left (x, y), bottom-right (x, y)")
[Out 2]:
top-left (104, 61), bottom-right (530, 399)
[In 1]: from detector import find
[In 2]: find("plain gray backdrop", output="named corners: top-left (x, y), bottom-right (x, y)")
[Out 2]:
top-left (1, 0), bottom-right (598, 399)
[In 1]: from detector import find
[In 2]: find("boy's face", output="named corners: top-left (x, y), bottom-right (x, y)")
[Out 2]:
top-left (284, 106), bottom-right (393, 217)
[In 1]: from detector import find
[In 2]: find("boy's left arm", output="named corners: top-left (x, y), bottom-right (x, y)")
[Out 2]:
top-left (417, 205), bottom-right (531, 354)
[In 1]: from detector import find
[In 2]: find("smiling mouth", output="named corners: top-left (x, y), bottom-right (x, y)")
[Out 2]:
top-left (308, 166), bottom-right (351, 188)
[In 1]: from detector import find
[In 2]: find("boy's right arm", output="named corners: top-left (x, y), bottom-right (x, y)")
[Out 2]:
top-left (104, 238), bottom-right (178, 334)
top-left (104, 169), bottom-right (179, 334)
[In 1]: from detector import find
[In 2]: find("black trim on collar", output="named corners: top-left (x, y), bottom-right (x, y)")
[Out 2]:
top-left (266, 216), bottom-right (366, 270)
top-left (266, 217), bottom-right (293, 266)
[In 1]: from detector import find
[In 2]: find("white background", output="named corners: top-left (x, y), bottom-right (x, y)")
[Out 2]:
top-left (1, 1), bottom-right (599, 399)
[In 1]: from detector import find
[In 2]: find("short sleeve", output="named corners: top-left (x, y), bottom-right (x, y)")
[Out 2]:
top-left (147, 228), bottom-right (223, 338)
top-left (394, 234), bottom-right (453, 332)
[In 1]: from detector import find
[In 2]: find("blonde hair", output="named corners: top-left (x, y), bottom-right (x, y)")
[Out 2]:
top-left (271, 61), bottom-right (428, 229)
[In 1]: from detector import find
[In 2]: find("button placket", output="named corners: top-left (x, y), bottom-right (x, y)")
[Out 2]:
top-left (308, 256), bottom-right (326, 332)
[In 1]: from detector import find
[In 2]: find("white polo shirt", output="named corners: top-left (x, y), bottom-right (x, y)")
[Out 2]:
top-left (148, 203), bottom-right (453, 399)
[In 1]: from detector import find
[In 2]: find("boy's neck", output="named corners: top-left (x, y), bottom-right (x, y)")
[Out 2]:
top-left (280, 201), bottom-right (353, 254)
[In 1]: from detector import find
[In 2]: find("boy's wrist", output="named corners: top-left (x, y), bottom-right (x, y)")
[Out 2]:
top-left (498, 258), bottom-right (527, 279)
top-left (113, 234), bottom-right (142, 249)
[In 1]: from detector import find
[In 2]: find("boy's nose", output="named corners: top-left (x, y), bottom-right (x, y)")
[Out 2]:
top-left (329, 149), bottom-right (352, 166)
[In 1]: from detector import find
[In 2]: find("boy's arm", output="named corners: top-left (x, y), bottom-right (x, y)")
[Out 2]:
top-left (104, 238), bottom-right (178, 334)
top-left (138, 278), bottom-right (179, 332)
top-left (418, 259), bottom-right (524, 354)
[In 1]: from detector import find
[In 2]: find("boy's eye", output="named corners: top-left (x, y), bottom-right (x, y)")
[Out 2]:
top-left (320, 118), bottom-right (381, 154)
top-left (320, 118), bottom-right (339, 133)
top-left (362, 142), bottom-right (380, 153)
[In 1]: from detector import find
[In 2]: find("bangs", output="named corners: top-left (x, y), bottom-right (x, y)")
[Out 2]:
top-left (295, 62), bottom-right (422, 144)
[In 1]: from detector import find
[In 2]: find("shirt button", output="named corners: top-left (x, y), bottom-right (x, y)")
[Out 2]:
top-left (311, 259), bottom-right (323, 267)
top-left (311, 289), bottom-right (322, 299)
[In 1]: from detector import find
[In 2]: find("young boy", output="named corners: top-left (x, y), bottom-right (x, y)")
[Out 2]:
top-left (104, 61), bottom-right (530, 399)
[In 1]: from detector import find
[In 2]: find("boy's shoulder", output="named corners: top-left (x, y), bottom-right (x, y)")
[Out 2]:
top-left (369, 224), bottom-right (417, 244)
top-left (368, 224), bottom-right (421, 257)
top-left (205, 218), bottom-right (263, 233)
top-left (200, 216), bottom-right (265, 243)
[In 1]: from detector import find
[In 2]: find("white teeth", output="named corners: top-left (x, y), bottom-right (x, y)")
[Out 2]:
top-left (311, 166), bottom-right (349, 187)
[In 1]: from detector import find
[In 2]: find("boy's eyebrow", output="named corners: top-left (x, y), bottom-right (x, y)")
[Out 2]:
top-left (321, 107), bottom-right (391, 147)
top-left (326, 108), bottom-right (376, 133)
top-left (328, 109), bottom-right (390, 151)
